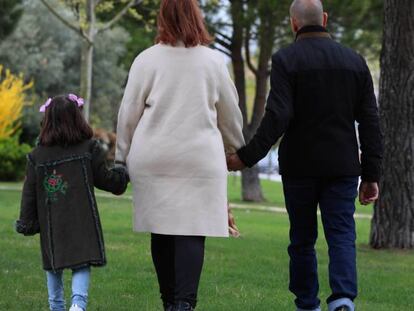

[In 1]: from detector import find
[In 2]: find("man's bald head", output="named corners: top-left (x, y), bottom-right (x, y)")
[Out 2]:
top-left (290, 0), bottom-right (325, 29)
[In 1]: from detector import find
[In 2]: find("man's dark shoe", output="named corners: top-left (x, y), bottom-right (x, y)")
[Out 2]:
top-left (173, 301), bottom-right (194, 311)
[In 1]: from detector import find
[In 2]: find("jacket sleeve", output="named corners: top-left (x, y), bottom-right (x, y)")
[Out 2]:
top-left (356, 58), bottom-right (384, 182)
top-left (16, 155), bottom-right (40, 236)
top-left (115, 57), bottom-right (148, 165)
top-left (237, 53), bottom-right (294, 167)
top-left (92, 141), bottom-right (129, 195)
top-left (216, 60), bottom-right (245, 153)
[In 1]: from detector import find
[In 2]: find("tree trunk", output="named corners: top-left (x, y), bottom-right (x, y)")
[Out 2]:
top-left (80, 0), bottom-right (95, 121)
top-left (230, 0), bottom-right (247, 128)
top-left (249, 23), bottom-right (274, 132)
top-left (370, 0), bottom-right (414, 249)
top-left (80, 41), bottom-right (93, 121)
top-left (230, 0), bottom-right (264, 202)
top-left (241, 68), bottom-right (267, 202)
top-left (240, 13), bottom-right (276, 203)
top-left (241, 166), bottom-right (264, 202)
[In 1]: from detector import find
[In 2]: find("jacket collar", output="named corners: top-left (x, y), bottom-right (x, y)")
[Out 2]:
top-left (295, 25), bottom-right (331, 41)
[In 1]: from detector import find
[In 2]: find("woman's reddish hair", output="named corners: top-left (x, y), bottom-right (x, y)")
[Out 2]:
top-left (156, 0), bottom-right (213, 47)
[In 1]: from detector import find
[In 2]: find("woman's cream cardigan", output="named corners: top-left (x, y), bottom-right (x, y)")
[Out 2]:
top-left (116, 43), bottom-right (245, 237)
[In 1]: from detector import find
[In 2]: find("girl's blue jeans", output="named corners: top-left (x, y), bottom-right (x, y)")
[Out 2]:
top-left (46, 266), bottom-right (90, 311)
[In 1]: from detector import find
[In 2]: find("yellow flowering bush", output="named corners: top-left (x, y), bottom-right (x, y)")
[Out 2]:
top-left (0, 65), bottom-right (33, 139)
top-left (0, 65), bottom-right (33, 180)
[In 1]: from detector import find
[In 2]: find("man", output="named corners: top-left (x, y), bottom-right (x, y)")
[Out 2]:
top-left (227, 1), bottom-right (383, 311)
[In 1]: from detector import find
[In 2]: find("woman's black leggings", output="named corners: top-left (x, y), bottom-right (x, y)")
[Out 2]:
top-left (151, 234), bottom-right (206, 309)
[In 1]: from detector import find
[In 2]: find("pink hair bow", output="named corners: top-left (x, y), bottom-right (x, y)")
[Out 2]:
top-left (39, 98), bottom-right (52, 113)
top-left (39, 94), bottom-right (85, 113)
top-left (67, 93), bottom-right (85, 107)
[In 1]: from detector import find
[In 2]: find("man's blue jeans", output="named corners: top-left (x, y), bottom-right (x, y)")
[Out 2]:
top-left (46, 266), bottom-right (90, 311)
top-left (282, 176), bottom-right (358, 311)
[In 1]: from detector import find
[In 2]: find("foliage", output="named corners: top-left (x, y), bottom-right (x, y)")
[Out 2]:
top-left (92, 27), bottom-right (130, 130)
top-left (38, 0), bottom-right (154, 120)
top-left (123, 27), bottom-right (156, 68)
top-left (0, 137), bottom-right (31, 181)
top-left (204, 0), bottom-right (382, 62)
top-left (0, 0), bottom-right (80, 96)
top-left (0, 0), bottom-right (130, 132)
top-left (54, 0), bottom-right (144, 33)
top-left (324, 0), bottom-right (383, 59)
top-left (0, 65), bottom-right (32, 139)
top-left (102, 0), bottom-right (159, 67)
top-left (20, 100), bottom-right (43, 146)
top-left (0, 64), bottom-right (33, 181)
top-left (0, 0), bottom-right (23, 41)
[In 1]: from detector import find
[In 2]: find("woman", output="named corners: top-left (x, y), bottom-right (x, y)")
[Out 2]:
top-left (115, 0), bottom-right (244, 310)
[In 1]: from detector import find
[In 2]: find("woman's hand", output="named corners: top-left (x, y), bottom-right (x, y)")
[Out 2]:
top-left (228, 204), bottom-right (240, 238)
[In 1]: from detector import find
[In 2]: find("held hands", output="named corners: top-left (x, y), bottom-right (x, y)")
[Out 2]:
top-left (226, 153), bottom-right (246, 171)
top-left (359, 181), bottom-right (379, 205)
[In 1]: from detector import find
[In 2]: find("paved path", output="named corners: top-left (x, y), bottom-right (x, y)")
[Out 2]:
top-left (0, 185), bottom-right (372, 220)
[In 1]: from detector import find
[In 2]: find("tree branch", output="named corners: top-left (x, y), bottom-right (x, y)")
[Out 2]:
top-left (40, 0), bottom-right (91, 44)
top-left (211, 45), bottom-right (232, 58)
top-left (214, 29), bottom-right (232, 42)
top-left (245, 30), bottom-right (258, 76)
top-left (97, 0), bottom-right (141, 33)
top-left (214, 36), bottom-right (232, 51)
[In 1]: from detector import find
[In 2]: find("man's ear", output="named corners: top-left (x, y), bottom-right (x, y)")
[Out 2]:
top-left (322, 12), bottom-right (329, 27)
top-left (290, 17), bottom-right (300, 33)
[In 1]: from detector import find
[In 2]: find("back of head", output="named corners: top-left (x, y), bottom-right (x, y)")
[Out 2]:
top-left (39, 95), bottom-right (93, 147)
top-left (290, 0), bottom-right (324, 29)
top-left (156, 0), bottom-right (213, 47)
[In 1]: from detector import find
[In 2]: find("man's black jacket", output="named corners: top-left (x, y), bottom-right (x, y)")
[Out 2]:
top-left (238, 25), bottom-right (383, 182)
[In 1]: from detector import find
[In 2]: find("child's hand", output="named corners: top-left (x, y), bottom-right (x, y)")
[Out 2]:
top-left (108, 163), bottom-right (130, 195)
top-left (15, 219), bottom-right (40, 236)
top-left (228, 204), bottom-right (240, 238)
top-left (113, 162), bottom-right (130, 183)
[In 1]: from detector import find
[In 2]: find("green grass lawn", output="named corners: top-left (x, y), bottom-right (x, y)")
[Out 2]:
top-left (1, 181), bottom-right (413, 310)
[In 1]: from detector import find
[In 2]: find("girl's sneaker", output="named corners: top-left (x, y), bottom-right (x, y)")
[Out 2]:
top-left (69, 304), bottom-right (84, 311)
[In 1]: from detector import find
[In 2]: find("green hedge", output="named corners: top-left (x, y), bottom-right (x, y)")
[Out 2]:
top-left (0, 137), bottom-right (31, 181)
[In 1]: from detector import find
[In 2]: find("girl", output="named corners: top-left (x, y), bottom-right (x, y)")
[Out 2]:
top-left (16, 94), bottom-right (129, 311)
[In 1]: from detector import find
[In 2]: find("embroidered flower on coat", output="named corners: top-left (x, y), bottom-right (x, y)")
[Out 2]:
top-left (43, 170), bottom-right (68, 202)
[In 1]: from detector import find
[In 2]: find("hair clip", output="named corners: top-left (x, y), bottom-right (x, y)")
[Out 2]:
top-left (68, 94), bottom-right (85, 107)
top-left (39, 98), bottom-right (52, 113)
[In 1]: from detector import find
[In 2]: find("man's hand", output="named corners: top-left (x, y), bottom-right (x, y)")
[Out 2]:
top-left (359, 181), bottom-right (379, 205)
top-left (226, 153), bottom-right (246, 171)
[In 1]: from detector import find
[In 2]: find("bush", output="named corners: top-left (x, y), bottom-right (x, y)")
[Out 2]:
top-left (0, 137), bottom-right (31, 181)
top-left (0, 65), bottom-right (33, 139)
